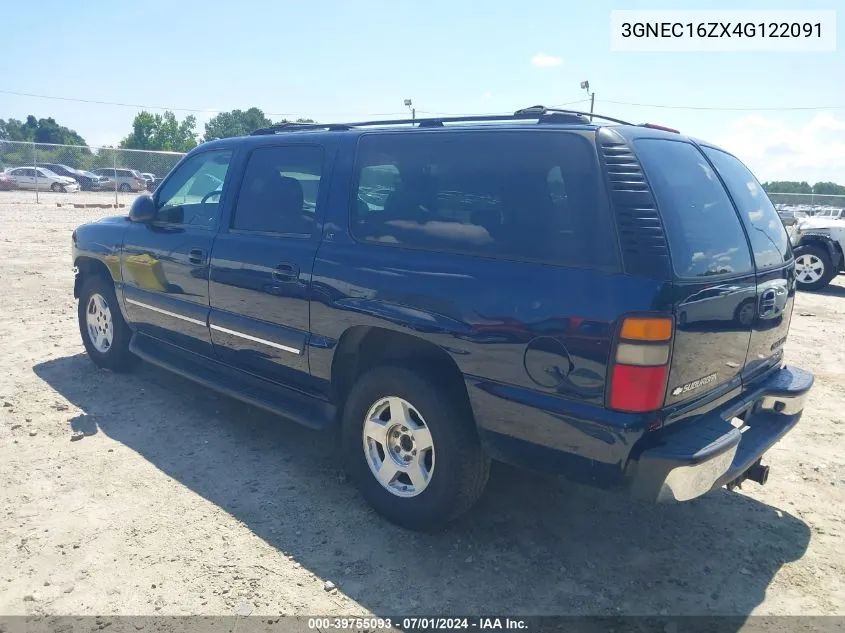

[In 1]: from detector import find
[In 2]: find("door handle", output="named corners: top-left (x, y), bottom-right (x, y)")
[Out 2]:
top-left (272, 263), bottom-right (299, 282)
top-left (188, 248), bottom-right (206, 265)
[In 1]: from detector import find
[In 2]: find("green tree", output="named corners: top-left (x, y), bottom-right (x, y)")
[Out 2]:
top-left (762, 181), bottom-right (813, 194)
top-left (812, 181), bottom-right (845, 195)
top-left (120, 110), bottom-right (197, 152)
top-left (203, 108), bottom-right (273, 140)
top-left (1, 115), bottom-right (88, 145)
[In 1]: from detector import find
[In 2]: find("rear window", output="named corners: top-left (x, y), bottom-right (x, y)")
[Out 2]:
top-left (351, 131), bottom-right (618, 269)
top-left (635, 139), bottom-right (753, 278)
top-left (701, 147), bottom-right (791, 269)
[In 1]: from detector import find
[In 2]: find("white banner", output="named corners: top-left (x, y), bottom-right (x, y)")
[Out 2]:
top-left (611, 10), bottom-right (836, 52)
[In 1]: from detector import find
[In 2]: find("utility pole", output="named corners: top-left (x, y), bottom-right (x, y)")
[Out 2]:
top-left (404, 99), bottom-right (415, 122)
top-left (580, 81), bottom-right (594, 121)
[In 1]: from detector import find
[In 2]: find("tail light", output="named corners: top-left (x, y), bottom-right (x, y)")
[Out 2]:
top-left (608, 316), bottom-right (673, 413)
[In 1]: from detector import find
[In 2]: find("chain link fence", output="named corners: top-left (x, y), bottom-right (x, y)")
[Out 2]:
top-left (767, 192), bottom-right (845, 210)
top-left (3, 139), bottom-right (844, 213)
top-left (0, 140), bottom-right (184, 206)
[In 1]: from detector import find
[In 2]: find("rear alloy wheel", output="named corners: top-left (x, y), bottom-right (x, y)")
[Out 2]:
top-left (362, 396), bottom-right (436, 498)
top-left (343, 366), bottom-right (490, 531)
top-left (794, 245), bottom-right (835, 291)
top-left (50, 182), bottom-right (61, 192)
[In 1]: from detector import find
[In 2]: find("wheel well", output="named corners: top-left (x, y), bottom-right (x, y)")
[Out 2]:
top-left (331, 326), bottom-right (473, 417)
top-left (798, 235), bottom-right (841, 262)
top-left (73, 257), bottom-right (112, 298)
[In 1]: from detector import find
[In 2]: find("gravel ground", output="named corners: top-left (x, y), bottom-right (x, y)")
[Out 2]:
top-left (0, 200), bottom-right (844, 619)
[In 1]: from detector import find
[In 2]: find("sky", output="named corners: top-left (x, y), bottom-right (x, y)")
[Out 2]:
top-left (1, 0), bottom-right (843, 184)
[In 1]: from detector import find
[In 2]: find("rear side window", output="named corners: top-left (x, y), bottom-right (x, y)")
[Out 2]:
top-left (350, 131), bottom-right (618, 268)
top-left (702, 147), bottom-right (791, 269)
top-left (635, 139), bottom-right (752, 278)
top-left (232, 145), bottom-right (323, 235)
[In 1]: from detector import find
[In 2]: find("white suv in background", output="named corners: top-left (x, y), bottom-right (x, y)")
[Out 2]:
top-left (790, 212), bottom-right (845, 290)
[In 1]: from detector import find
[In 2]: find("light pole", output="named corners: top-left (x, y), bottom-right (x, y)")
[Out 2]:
top-left (580, 81), bottom-right (594, 121)
top-left (404, 99), bottom-right (415, 122)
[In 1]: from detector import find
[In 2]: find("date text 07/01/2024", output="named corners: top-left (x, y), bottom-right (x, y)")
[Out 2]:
top-left (306, 617), bottom-right (528, 630)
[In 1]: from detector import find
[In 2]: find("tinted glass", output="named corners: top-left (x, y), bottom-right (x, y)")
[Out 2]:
top-left (155, 150), bottom-right (232, 228)
top-left (351, 131), bottom-right (618, 268)
top-left (635, 139), bottom-right (752, 278)
top-left (702, 147), bottom-right (791, 268)
top-left (232, 145), bottom-right (323, 235)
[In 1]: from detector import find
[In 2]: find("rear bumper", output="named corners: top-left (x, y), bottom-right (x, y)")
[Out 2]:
top-left (629, 365), bottom-right (813, 503)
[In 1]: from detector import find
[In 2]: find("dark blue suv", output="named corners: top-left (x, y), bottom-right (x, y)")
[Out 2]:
top-left (71, 108), bottom-right (813, 531)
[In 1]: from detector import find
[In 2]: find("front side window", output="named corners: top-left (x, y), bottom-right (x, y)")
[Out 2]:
top-left (350, 131), bottom-right (618, 268)
top-left (155, 150), bottom-right (232, 228)
top-left (635, 139), bottom-right (753, 278)
top-left (702, 147), bottom-right (791, 269)
top-left (232, 145), bottom-right (324, 235)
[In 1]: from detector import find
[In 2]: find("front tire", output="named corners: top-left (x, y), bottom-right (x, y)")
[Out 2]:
top-left (119, 183), bottom-right (131, 192)
top-left (77, 275), bottom-right (138, 372)
top-left (342, 366), bottom-right (490, 531)
top-left (794, 245), bottom-right (835, 291)
top-left (50, 182), bottom-right (61, 192)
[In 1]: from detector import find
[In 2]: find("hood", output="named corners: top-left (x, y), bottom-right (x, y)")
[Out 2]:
top-left (97, 215), bottom-right (129, 225)
top-left (795, 216), bottom-right (841, 230)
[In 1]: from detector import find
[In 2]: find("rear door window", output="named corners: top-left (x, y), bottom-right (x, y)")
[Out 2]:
top-left (351, 131), bottom-right (618, 269)
top-left (635, 139), bottom-right (753, 278)
top-left (701, 147), bottom-right (791, 269)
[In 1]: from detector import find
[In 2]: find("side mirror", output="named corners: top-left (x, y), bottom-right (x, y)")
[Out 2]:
top-left (129, 194), bottom-right (156, 223)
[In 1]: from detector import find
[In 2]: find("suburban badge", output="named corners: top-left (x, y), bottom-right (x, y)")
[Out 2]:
top-left (671, 372), bottom-right (718, 396)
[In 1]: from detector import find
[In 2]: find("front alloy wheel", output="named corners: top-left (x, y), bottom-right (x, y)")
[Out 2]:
top-left (77, 275), bottom-right (139, 372)
top-left (794, 245), bottom-right (835, 291)
top-left (85, 293), bottom-right (114, 353)
top-left (795, 253), bottom-right (825, 285)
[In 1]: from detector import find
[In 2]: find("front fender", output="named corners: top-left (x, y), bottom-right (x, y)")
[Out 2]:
top-left (72, 216), bottom-right (129, 297)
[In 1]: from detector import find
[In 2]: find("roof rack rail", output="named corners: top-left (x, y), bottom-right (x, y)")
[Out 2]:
top-left (249, 106), bottom-right (634, 135)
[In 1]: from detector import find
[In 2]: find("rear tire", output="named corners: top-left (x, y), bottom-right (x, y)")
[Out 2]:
top-left (794, 245), bottom-right (835, 291)
top-left (78, 275), bottom-right (139, 372)
top-left (342, 366), bottom-right (490, 531)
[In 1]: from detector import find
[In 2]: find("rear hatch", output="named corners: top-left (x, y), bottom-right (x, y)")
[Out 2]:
top-left (700, 144), bottom-right (794, 383)
top-left (633, 137), bottom-right (794, 409)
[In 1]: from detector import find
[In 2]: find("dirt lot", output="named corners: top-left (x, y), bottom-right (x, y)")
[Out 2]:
top-left (1, 200), bottom-right (844, 619)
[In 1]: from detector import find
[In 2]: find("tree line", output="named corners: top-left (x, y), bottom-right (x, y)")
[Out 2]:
top-left (761, 181), bottom-right (845, 196)
top-left (0, 108), bottom-right (315, 174)
top-left (1, 107), bottom-right (314, 152)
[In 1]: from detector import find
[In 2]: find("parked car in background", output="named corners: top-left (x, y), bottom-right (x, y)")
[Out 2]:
top-left (141, 173), bottom-right (165, 192)
top-left (812, 207), bottom-right (845, 220)
top-left (71, 107), bottom-right (813, 530)
top-left (92, 168), bottom-right (146, 192)
top-left (38, 163), bottom-right (110, 191)
top-left (6, 166), bottom-right (80, 192)
top-left (77, 170), bottom-right (111, 191)
top-left (0, 171), bottom-right (15, 190)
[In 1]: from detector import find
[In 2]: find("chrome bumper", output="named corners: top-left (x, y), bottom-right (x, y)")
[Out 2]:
top-left (630, 365), bottom-right (813, 503)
